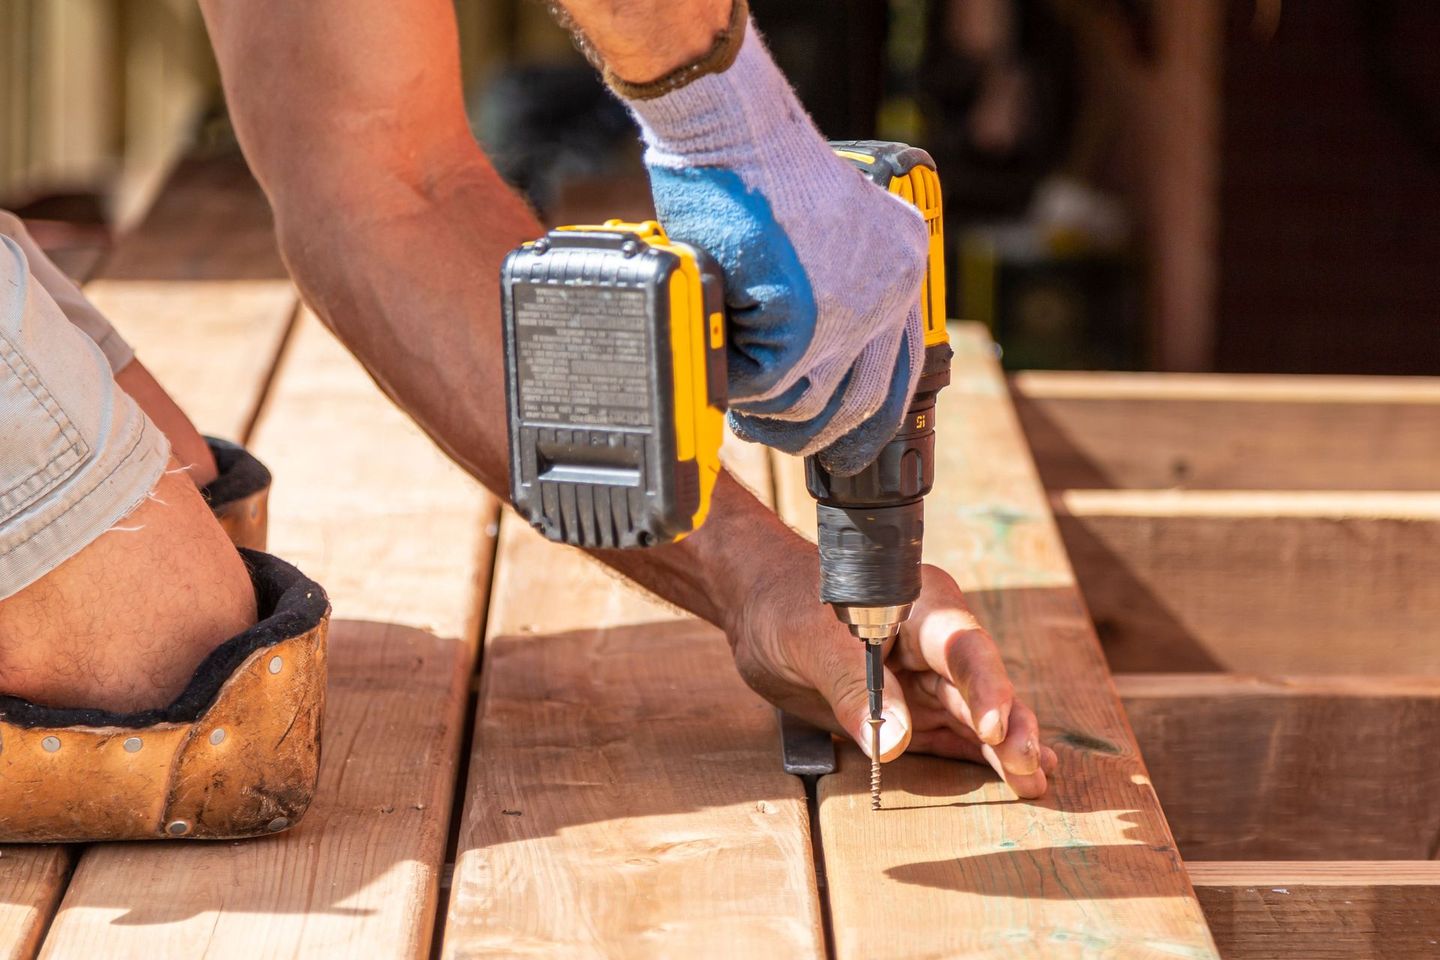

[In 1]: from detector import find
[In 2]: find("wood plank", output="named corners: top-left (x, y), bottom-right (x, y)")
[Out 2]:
top-left (1013, 370), bottom-right (1440, 491)
top-left (1188, 862), bottom-right (1440, 960)
top-left (442, 442), bottom-right (827, 959)
top-left (1118, 674), bottom-right (1440, 860)
top-left (37, 313), bottom-right (498, 960)
top-left (777, 325), bottom-right (1218, 959)
top-left (83, 153), bottom-right (297, 441)
top-left (0, 152), bottom-right (295, 960)
top-left (0, 853), bottom-right (66, 960)
top-left (1055, 490), bottom-right (1440, 673)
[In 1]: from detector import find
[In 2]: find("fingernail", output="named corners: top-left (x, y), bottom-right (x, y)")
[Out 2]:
top-left (879, 709), bottom-right (907, 756)
top-left (978, 708), bottom-right (1004, 745)
top-left (1005, 738), bottom-right (1040, 775)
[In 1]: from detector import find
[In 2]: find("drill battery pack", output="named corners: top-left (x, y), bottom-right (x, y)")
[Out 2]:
top-left (501, 222), bottom-right (728, 549)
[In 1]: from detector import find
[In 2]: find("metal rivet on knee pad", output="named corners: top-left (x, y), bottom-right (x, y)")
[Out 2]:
top-left (123, 737), bottom-right (143, 753)
top-left (268, 655), bottom-right (283, 674)
top-left (209, 728), bottom-right (226, 745)
top-left (41, 736), bottom-right (61, 753)
top-left (268, 817), bottom-right (290, 832)
top-left (167, 820), bottom-right (191, 836)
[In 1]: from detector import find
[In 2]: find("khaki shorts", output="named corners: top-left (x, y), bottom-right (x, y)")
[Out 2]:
top-left (0, 212), bottom-right (170, 599)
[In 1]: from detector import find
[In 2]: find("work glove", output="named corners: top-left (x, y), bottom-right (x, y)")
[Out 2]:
top-left (616, 13), bottom-right (930, 476)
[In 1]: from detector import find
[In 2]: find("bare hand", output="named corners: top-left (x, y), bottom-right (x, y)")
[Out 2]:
top-left (729, 562), bottom-right (1057, 798)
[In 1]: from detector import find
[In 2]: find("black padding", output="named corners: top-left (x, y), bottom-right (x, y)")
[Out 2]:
top-left (203, 436), bottom-right (272, 509)
top-left (0, 550), bottom-right (329, 730)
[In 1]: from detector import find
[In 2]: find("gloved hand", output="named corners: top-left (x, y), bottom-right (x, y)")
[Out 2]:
top-left (619, 14), bottom-right (930, 476)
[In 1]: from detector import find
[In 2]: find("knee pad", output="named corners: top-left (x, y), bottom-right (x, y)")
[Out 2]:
top-left (0, 550), bottom-right (329, 841)
top-left (204, 437), bottom-right (271, 551)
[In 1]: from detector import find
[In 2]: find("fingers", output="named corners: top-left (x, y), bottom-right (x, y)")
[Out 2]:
top-left (907, 684), bottom-right (1057, 800)
top-left (927, 680), bottom-right (1043, 778)
top-left (900, 567), bottom-right (1017, 747)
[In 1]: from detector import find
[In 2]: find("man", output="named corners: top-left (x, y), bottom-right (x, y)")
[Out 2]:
top-left (0, 0), bottom-right (1054, 840)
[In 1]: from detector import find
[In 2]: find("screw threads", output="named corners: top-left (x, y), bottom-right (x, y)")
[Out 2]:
top-left (868, 717), bottom-right (883, 811)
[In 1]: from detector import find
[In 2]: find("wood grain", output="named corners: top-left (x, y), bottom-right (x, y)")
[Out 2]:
top-left (81, 155), bottom-right (297, 442)
top-left (1013, 370), bottom-right (1440, 491)
top-left (778, 326), bottom-right (1218, 959)
top-left (1055, 490), bottom-right (1440, 673)
top-left (1189, 862), bottom-right (1440, 960)
top-left (1119, 674), bottom-right (1440, 860)
top-left (37, 313), bottom-right (498, 960)
top-left (442, 445), bottom-right (826, 959)
top-left (0, 853), bottom-right (67, 960)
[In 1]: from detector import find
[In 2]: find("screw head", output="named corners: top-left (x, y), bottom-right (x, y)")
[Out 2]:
top-left (166, 820), bottom-right (191, 836)
top-left (267, 817), bottom-right (290, 832)
top-left (123, 737), bottom-right (143, 753)
top-left (268, 655), bottom-right (283, 674)
top-left (209, 728), bottom-right (226, 745)
top-left (41, 736), bottom-right (60, 753)
top-left (533, 238), bottom-right (550, 254)
top-left (621, 240), bottom-right (640, 257)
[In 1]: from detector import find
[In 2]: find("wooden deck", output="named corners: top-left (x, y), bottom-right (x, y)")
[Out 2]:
top-left (2, 155), bottom-right (1437, 959)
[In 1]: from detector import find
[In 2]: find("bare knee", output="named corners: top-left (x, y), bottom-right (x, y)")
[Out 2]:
top-left (0, 463), bottom-right (257, 712)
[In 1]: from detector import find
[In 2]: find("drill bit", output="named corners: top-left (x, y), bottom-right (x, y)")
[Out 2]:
top-left (865, 639), bottom-right (885, 810)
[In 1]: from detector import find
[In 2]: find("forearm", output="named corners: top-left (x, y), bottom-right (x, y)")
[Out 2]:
top-left (275, 157), bottom-right (814, 630)
top-left (200, 0), bottom-right (817, 633)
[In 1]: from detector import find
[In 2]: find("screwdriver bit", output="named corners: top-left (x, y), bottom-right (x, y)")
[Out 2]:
top-left (865, 640), bottom-right (885, 810)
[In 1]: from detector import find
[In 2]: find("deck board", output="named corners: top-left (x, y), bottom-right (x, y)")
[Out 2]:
top-left (36, 313), bottom-right (497, 960)
top-left (84, 153), bottom-right (297, 442)
top-left (441, 445), bottom-right (826, 959)
top-left (775, 325), bottom-right (1219, 959)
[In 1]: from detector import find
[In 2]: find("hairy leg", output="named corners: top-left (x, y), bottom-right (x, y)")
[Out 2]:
top-left (0, 462), bottom-right (257, 713)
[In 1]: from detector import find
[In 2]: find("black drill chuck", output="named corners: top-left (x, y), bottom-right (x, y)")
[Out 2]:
top-left (805, 343), bottom-right (953, 612)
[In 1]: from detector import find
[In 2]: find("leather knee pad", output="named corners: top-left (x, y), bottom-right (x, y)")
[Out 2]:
top-left (0, 551), bottom-right (329, 841)
top-left (204, 437), bottom-right (271, 551)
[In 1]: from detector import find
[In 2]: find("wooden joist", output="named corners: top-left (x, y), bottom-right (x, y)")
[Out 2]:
top-left (775, 326), bottom-right (1218, 959)
top-left (1055, 490), bottom-right (1440, 673)
top-left (1189, 862), bottom-right (1440, 960)
top-left (442, 444), bottom-right (826, 958)
top-left (1014, 371), bottom-right (1440, 491)
top-left (1119, 674), bottom-right (1440, 860)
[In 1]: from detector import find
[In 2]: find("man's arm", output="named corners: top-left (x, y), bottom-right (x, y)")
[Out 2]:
top-left (199, 0), bottom-right (773, 627)
top-left (199, 0), bottom-right (1054, 796)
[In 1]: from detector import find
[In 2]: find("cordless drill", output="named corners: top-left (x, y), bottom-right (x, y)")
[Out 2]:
top-left (501, 141), bottom-right (951, 809)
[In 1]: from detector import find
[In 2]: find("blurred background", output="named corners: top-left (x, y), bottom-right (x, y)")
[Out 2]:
top-left (3, 0), bottom-right (1438, 374)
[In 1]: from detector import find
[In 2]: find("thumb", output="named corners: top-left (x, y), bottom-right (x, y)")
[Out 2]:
top-left (806, 642), bottom-right (913, 762)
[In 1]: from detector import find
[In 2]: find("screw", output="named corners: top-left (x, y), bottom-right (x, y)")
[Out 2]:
top-left (41, 736), bottom-right (60, 753)
top-left (124, 737), bottom-right (143, 753)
